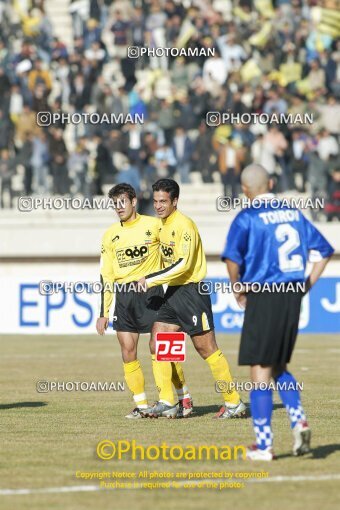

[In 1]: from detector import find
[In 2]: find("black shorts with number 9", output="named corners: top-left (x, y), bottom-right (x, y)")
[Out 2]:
top-left (156, 283), bottom-right (215, 336)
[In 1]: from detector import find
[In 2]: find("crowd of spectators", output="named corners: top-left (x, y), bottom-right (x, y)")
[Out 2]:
top-left (0, 0), bottom-right (339, 219)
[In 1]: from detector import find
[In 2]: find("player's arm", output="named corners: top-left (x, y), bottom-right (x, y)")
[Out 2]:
top-left (301, 213), bottom-right (334, 292)
top-left (143, 226), bottom-right (197, 288)
top-left (222, 214), bottom-right (249, 308)
top-left (96, 235), bottom-right (115, 335)
top-left (225, 259), bottom-right (247, 309)
top-left (305, 257), bottom-right (332, 292)
top-left (225, 259), bottom-right (239, 286)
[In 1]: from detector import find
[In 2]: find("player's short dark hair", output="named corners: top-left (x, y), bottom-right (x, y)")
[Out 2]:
top-left (152, 179), bottom-right (180, 201)
top-left (108, 183), bottom-right (136, 202)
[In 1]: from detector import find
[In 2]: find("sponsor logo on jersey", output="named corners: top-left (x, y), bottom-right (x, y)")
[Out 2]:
top-left (161, 244), bottom-right (174, 259)
top-left (115, 244), bottom-right (149, 267)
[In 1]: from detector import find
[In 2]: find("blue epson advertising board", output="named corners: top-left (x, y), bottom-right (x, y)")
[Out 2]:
top-left (12, 277), bottom-right (340, 334)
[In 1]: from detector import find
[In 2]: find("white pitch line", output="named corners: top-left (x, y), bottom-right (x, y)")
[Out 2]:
top-left (0, 353), bottom-right (119, 359)
top-left (0, 485), bottom-right (99, 496)
top-left (248, 474), bottom-right (340, 483)
top-left (1, 474), bottom-right (340, 496)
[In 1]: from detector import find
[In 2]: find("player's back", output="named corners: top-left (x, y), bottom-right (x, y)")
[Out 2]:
top-left (223, 197), bottom-right (333, 284)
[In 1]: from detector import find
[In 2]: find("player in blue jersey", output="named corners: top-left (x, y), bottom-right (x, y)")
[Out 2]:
top-left (222, 164), bottom-right (334, 461)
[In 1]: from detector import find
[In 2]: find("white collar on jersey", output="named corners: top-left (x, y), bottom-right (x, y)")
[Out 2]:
top-left (253, 193), bottom-right (276, 201)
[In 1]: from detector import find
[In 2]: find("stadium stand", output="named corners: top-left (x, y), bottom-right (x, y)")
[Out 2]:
top-left (0, 0), bottom-right (339, 223)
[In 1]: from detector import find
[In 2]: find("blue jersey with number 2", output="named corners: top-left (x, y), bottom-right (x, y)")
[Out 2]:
top-left (221, 200), bottom-right (334, 284)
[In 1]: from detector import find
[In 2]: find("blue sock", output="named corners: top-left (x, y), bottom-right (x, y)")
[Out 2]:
top-left (250, 388), bottom-right (273, 450)
top-left (275, 371), bottom-right (306, 429)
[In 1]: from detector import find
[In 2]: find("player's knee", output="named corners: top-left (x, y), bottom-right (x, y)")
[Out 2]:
top-left (121, 346), bottom-right (137, 363)
top-left (196, 346), bottom-right (211, 359)
top-left (192, 340), bottom-right (216, 359)
top-left (192, 331), bottom-right (217, 359)
top-left (208, 336), bottom-right (218, 353)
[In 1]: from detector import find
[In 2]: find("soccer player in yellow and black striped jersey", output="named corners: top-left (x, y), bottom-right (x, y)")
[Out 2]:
top-left (138, 179), bottom-right (246, 419)
top-left (96, 183), bottom-right (192, 419)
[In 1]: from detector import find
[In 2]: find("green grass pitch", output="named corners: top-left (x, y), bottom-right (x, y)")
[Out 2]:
top-left (1, 334), bottom-right (340, 510)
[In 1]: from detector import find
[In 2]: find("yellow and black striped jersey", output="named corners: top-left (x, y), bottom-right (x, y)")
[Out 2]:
top-left (100, 214), bottom-right (161, 318)
top-left (145, 209), bottom-right (207, 288)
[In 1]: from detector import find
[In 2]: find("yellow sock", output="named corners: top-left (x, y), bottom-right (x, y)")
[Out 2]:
top-left (151, 355), bottom-right (175, 406)
top-left (171, 362), bottom-right (190, 400)
top-left (205, 349), bottom-right (240, 405)
top-left (123, 360), bottom-right (147, 408)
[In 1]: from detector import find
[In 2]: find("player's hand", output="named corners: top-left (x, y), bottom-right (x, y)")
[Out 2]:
top-left (303, 276), bottom-right (312, 294)
top-left (96, 317), bottom-right (109, 335)
top-left (234, 284), bottom-right (247, 309)
top-left (235, 293), bottom-right (247, 309)
top-left (137, 277), bottom-right (148, 292)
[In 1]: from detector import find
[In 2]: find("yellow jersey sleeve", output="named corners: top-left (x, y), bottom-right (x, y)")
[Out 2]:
top-left (99, 232), bottom-right (115, 318)
top-left (145, 222), bottom-right (206, 287)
